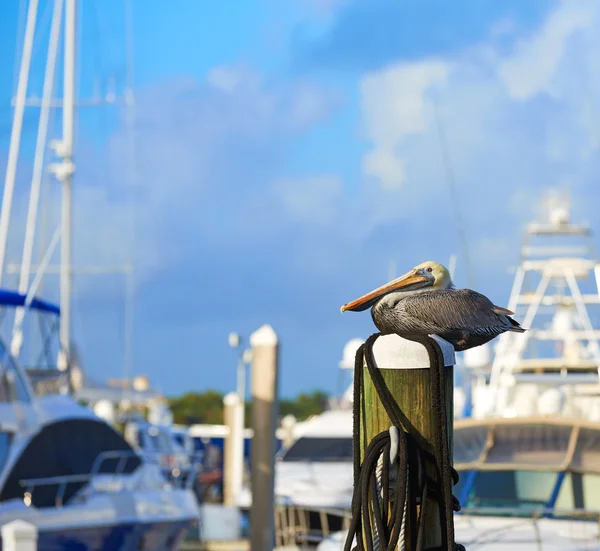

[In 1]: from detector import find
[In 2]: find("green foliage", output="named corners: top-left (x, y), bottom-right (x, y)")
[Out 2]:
top-left (168, 391), bottom-right (226, 425)
top-left (279, 391), bottom-right (329, 421)
top-left (167, 389), bottom-right (329, 426)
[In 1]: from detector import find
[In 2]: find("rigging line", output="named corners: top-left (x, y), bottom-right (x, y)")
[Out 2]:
top-left (14, 0), bottom-right (64, 350)
top-left (36, 93), bottom-right (59, 296)
top-left (88, 0), bottom-right (111, 223)
top-left (1, 0), bottom-right (51, 140)
top-left (89, 0), bottom-right (109, 84)
top-left (0, 0), bottom-right (40, 288)
top-left (431, 96), bottom-right (475, 289)
top-left (12, 0), bottom-right (54, 100)
top-left (12, 0), bottom-right (27, 101)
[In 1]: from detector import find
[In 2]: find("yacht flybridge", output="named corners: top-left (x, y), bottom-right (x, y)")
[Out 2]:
top-left (477, 193), bottom-right (600, 419)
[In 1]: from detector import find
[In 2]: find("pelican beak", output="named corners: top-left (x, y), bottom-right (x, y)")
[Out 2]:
top-left (340, 269), bottom-right (429, 313)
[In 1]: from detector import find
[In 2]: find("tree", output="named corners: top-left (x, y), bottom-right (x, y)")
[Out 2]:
top-left (168, 391), bottom-right (225, 425)
top-left (167, 389), bottom-right (330, 426)
top-left (279, 391), bottom-right (329, 420)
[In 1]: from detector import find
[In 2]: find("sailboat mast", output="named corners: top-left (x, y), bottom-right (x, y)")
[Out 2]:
top-left (0, 0), bottom-right (40, 285)
top-left (57, 0), bottom-right (76, 371)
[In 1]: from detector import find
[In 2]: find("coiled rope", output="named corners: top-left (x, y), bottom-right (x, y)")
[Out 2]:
top-left (344, 333), bottom-right (465, 551)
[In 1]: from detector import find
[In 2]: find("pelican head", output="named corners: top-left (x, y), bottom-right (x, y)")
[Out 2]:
top-left (340, 260), bottom-right (453, 313)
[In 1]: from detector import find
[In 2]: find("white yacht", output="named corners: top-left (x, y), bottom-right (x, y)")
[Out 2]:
top-left (0, 294), bottom-right (199, 550)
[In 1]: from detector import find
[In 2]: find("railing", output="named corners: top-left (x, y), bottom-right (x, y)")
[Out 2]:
top-left (19, 449), bottom-right (140, 507)
top-left (274, 503), bottom-right (352, 547)
top-left (90, 449), bottom-right (139, 475)
top-left (457, 507), bottom-right (600, 550)
top-left (273, 503), bottom-right (600, 548)
top-left (137, 449), bottom-right (203, 490)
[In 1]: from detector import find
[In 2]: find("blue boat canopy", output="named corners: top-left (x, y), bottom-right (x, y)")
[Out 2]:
top-left (0, 289), bottom-right (60, 315)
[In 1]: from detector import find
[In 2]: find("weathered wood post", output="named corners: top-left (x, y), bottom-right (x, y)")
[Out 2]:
top-left (249, 324), bottom-right (279, 551)
top-left (223, 391), bottom-right (244, 507)
top-left (361, 334), bottom-right (455, 550)
top-left (1, 520), bottom-right (38, 551)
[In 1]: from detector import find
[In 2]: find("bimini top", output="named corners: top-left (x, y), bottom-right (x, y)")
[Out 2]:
top-left (0, 289), bottom-right (60, 315)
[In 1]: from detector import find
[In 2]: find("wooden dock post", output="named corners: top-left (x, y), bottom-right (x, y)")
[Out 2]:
top-left (223, 392), bottom-right (244, 507)
top-left (249, 325), bottom-right (279, 551)
top-left (1, 520), bottom-right (38, 551)
top-left (360, 334), bottom-right (456, 550)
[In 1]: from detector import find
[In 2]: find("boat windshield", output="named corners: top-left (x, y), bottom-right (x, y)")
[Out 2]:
top-left (136, 425), bottom-right (174, 453)
top-left (281, 437), bottom-right (353, 462)
top-left (457, 470), bottom-right (600, 514)
top-left (0, 337), bottom-right (31, 403)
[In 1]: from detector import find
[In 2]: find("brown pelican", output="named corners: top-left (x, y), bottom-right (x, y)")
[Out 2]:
top-left (340, 260), bottom-right (525, 351)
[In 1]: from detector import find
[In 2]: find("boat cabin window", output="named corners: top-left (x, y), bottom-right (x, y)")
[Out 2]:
top-left (555, 473), bottom-right (600, 511)
top-left (281, 437), bottom-right (353, 462)
top-left (457, 470), bottom-right (600, 513)
top-left (0, 419), bottom-right (141, 508)
top-left (459, 470), bottom-right (556, 510)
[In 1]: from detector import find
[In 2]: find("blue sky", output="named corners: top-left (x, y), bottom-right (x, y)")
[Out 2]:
top-left (0, 0), bottom-right (599, 398)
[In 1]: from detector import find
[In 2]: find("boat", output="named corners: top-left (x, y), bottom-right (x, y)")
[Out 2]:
top-left (123, 420), bottom-right (198, 489)
top-left (0, 1), bottom-right (200, 548)
top-left (0, 294), bottom-right (199, 550)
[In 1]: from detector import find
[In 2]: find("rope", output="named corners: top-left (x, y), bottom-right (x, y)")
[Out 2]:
top-left (345, 333), bottom-right (465, 551)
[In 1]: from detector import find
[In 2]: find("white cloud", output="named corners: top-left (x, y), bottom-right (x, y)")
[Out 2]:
top-left (361, 61), bottom-right (450, 145)
top-left (359, 60), bottom-right (449, 188)
top-left (362, 148), bottom-right (406, 188)
top-left (498, 2), bottom-right (591, 100)
top-left (355, 0), bottom-right (600, 291)
top-left (359, 0), bottom-right (600, 193)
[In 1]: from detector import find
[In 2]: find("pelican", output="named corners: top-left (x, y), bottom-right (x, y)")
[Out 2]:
top-left (340, 260), bottom-right (525, 351)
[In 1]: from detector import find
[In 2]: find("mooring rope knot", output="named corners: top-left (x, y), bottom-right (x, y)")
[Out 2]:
top-left (345, 333), bottom-right (466, 551)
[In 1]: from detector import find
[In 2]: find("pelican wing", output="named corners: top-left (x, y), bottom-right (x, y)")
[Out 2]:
top-left (401, 289), bottom-right (521, 334)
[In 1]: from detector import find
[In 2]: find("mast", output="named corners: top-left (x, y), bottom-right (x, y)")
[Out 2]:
top-left (49, 0), bottom-right (76, 372)
top-left (12, 0), bottom-right (63, 358)
top-left (0, 0), bottom-right (40, 285)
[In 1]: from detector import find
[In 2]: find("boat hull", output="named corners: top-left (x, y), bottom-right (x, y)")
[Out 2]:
top-left (35, 519), bottom-right (195, 551)
top-left (0, 486), bottom-right (199, 551)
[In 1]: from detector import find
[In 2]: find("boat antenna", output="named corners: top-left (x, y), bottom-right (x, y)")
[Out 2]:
top-left (431, 95), bottom-right (475, 289)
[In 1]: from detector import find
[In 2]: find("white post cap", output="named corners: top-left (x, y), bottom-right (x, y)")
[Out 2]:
top-left (1, 520), bottom-right (38, 551)
top-left (371, 334), bottom-right (455, 369)
top-left (223, 392), bottom-right (242, 407)
top-left (250, 325), bottom-right (278, 347)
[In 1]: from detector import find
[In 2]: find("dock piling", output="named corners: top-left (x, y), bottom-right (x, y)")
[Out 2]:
top-left (223, 391), bottom-right (244, 507)
top-left (249, 325), bottom-right (279, 551)
top-left (356, 334), bottom-right (456, 550)
top-left (1, 520), bottom-right (38, 551)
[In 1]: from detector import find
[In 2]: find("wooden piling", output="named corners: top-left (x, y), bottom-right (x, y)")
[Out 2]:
top-left (360, 334), bottom-right (455, 550)
top-left (249, 325), bottom-right (279, 551)
top-left (1, 520), bottom-right (38, 551)
top-left (223, 392), bottom-right (244, 507)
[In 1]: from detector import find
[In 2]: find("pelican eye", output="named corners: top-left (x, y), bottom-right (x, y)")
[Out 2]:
top-left (425, 267), bottom-right (433, 273)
